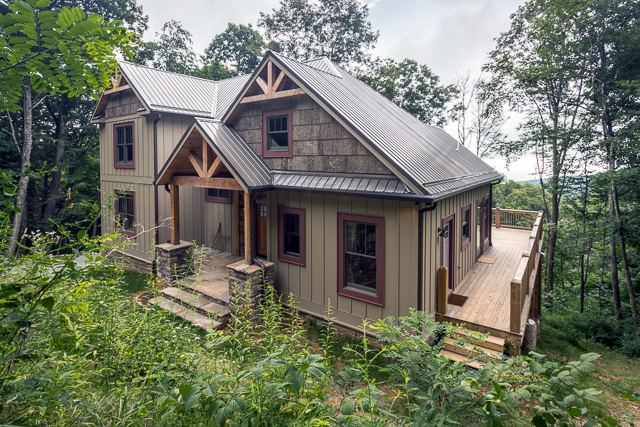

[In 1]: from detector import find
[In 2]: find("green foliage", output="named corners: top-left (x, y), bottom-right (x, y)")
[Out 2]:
top-left (258, 0), bottom-right (378, 66)
top-left (202, 23), bottom-right (264, 76)
top-left (493, 180), bottom-right (546, 212)
top-left (145, 19), bottom-right (197, 75)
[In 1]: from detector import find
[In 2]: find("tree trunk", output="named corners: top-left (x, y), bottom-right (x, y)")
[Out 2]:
top-left (9, 77), bottom-right (33, 257)
top-left (608, 202), bottom-right (622, 320)
top-left (42, 99), bottom-right (68, 221)
top-left (545, 145), bottom-right (560, 292)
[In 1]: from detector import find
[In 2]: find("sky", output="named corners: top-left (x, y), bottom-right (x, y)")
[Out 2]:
top-left (137, 0), bottom-right (537, 182)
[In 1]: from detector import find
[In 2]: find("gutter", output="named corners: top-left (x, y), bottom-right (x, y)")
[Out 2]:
top-left (417, 201), bottom-right (438, 312)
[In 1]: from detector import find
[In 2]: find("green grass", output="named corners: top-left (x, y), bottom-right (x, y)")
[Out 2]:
top-left (118, 270), bottom-right (149, 294)
top-left (534, 324), bottom-right (640, 425)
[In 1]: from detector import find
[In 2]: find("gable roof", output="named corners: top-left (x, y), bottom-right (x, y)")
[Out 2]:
top-left (222, 51), bottom-right (501, 197)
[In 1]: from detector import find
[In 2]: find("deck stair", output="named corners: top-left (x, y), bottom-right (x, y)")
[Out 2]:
top-left (438, 329), bottom-right (505, 369)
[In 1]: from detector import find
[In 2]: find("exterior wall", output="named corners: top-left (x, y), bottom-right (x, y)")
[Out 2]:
top-left (421, 184), bottom-right (491, 314)
top-left (265, 190), bottom-right (420, 329)
top-left (104, 90), bottom-right (143, 120)
top-left (233, 94), bottom-right (393, 175)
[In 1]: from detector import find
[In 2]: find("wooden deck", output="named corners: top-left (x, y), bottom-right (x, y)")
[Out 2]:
top-left (438, 227), bottom-right (532, 336)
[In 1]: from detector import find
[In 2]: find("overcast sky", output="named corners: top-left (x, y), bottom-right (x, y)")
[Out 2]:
top-left (137, 0), bottom-right (537, 182)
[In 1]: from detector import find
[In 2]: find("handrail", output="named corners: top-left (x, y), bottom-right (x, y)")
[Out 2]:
top-left (510, 211), bottom-right (544, 333)
top-left (492, 208), bottom-right (539, 230)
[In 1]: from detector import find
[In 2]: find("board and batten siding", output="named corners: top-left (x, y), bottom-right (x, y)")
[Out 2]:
top-left (420, 184), bottom-right (491, 314)
top-left (265, 190), bottom-right (419, 329)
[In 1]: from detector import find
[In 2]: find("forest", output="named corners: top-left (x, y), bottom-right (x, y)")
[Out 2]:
top-left (0, 0), bottom-right (639, 425)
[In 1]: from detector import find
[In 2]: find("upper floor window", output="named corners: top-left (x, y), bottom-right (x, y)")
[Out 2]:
top-left (205, 188), bottom-right (232, 203)
top-left (278, 206), bottom-right (305, 266)
top-left (262, 109), bottom-right (293, 158)
top-left (115, 191), bottom-right (135, 236)
top-left (337, 213), bottom-right (385, 306)
top-left (461, 204), bottom-right (471, 250)
top-left (114, 122), bottom-right (134, 168)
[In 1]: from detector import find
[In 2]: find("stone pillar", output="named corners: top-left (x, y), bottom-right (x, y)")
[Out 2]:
top-left (156, 241), bottom-right (193, 285)
top-left (227, 260), bottom-right (275, 316)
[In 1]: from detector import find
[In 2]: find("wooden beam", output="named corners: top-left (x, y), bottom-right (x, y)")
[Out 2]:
top-left (239, 88), bottom-right (306, 104)
top-left (206, 156), bottom-right (224, 178)
top-left (170, 176), bottom-right (244, 191)
top-left (187, 150), bottom-right (204, 177)
top-left (202, 138), bottom-right (209, 174)
top-left (255, 76), bottom-right (269, 95)
top-left (273, 70), bottom-right (286, 92)
top-left (235, 190), bottom-right (241, 256)
top-left (437, 267), bottom-right (448, 314)
top-left (103, 84), bottom-right (131, 95)
top-left (244, 192), bottom-right (251, 264)
top-left (170, 185), bottom-right (180, 245)
top-left (267, 61), bottom-right (274, 93)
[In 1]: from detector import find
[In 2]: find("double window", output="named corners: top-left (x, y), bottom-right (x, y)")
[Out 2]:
top-left (461, 204), bottom-right (471, 250)
top-left (114, 122), bottom-right (134, 168)
top-left (115, 191), bottom-right (135, 236)
top-left (278, 206), bottom-right (305, 266)
top-left (262, 109), bottom-right (293, 158)
top-left (338, 213), bottom-right (385, 306)
top-left (205, 188), bottom-right (232, 203)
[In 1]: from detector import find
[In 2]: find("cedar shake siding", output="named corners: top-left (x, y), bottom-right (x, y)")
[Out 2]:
top-left (232, 94), bottom-right (394, 175)
top-left (104, 90), bottom-right (144, 120)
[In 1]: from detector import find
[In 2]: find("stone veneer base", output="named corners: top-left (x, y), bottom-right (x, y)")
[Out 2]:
top-left (104, 251), bottom-right (153, 274)
top-left (156, 241), bottom-right (193, 285)
top-left (227, 260), bottom-right (275, 317)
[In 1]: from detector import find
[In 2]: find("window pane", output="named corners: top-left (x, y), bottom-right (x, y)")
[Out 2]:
top-left (345, 254), bottom-right (377, 290)
top-left (219, 189), bottom-right (230, 199)
top-left (284, 233), bottom-right (300, 256)
top-left (269, 133), bottom-right (288, 150)
top-left (126, 196), bottom-right (134, 215)
top-left (355, 223), bottom-right (366, 254)
top-left (126, 126), bottom-right (132, 144)
top-left (284, 213), bottom-right (299, 234)
top-left (365, 224), bottom-right (376, 256)
top-left (346, 221), bottom-right (355, 252)
top-left (126, 145), bottom-right (133, 163)
top-left (281, 116), bottom-right (287, 131)
top-left (117, 146), bottom-right (124, 163)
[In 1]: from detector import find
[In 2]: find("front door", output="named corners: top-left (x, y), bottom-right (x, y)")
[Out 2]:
top-left (256, 204), bottom-right (267, 257)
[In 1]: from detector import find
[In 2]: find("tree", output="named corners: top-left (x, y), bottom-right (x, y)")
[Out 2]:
top-left (0, 0), bottom-right (134, 255)
top-left (359, 58), bottom-right (456, 128)
top-left (453, 71), bottom-right (507, 158)
top-left (146, 19), bottom-right (196, 75)
top-left (258, 0), bottom-right (378, 66)
top-left (485, 0), bottom-right (592, 293)
top-left (202, 23), bottom-right (264, 76)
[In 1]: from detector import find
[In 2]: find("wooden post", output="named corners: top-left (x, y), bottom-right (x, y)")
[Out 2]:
top-left (244, 191), bottom-right (251, 265)
top-left (496, 207), bottom-right (501, 229)
top-left (170, 184), bottom-right (180, 245)
top-left (202, 137), bottom-right (208, 173)
top-left (235, 190), bottom-right (241, 256)
top-left (510, 279), bottom-right (521, 333)
top-left (437, 266), bottom-right (448, 314)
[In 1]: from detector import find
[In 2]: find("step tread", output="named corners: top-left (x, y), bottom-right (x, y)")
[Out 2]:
top-left (454, 329), bottom-right (505, 351)
top-left (443, 338), bottom-right (504, 360)
top-left (162, 287), bottom-right (212, 310)
top-left (438, 349), bottom-right (484, 370)
top-left (184, 279), bottom-right (229, 299)
top-left (149, 297), bottom-right (223, 330)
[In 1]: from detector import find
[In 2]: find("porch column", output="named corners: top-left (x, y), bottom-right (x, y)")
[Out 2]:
top-left (244, 191), bottom-right (251, 264)
top-left (170, 184), bottom-right (180, 245)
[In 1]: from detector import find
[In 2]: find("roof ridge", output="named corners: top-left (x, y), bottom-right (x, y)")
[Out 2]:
top-left (119, 60), bottom-right (251, 85)
top-left (271, 51), bottom-right (343, 79)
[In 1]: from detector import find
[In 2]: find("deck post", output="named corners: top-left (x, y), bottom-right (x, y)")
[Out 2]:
top-left (495, 207), bottom-right (501, 229)
top-left (510, 279), bottom-right (521, 333)
top-left (244, 191), bottom-right (251, 265)
top-left (170, 184), bottom-right (180, 245)
top-left (437, 266), bottom-right (448, 314)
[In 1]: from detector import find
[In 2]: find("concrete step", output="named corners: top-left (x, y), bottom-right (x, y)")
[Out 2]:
top-left (438, 349), bottom-right (484, 370)
top-left (161, 287), bottom-right (230, 320)
top-left (453, 329), bottom-right (505, 352)
top-left (442, 337), bottom-right (503, 362)
top-left (177, 278), bottom-right (230, 307)
top-left (149, 296), bottom-right (224, 330)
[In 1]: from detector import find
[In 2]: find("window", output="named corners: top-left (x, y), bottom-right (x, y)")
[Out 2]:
top-left (262, 109), bottom-right (293, 158)
top-left (278, 206), bottom-right (305, 266)
top-left (114, 122), bottom-right (134, 168)
top-left (205, 188), bottom-right (232, 203)
top-left (461, 204), bottom-right (471, 250)
top-left (338, 213), bottom-right (385, 306)
top-left (115, 191), bottom-right (135, 236)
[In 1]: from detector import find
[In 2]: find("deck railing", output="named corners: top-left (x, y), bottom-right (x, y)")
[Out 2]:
top-left (509, 211), bottom-right (544, 333)
top-left (492, 208), bottom-right (540, 230)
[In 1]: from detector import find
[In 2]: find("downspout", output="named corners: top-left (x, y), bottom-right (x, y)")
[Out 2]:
top-left (153, 114), bottom-right (162, 257)
top-left (417, 201), bottom-right (438, 312)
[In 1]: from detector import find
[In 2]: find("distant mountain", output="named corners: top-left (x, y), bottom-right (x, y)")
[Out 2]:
top-left (518, 179), bottom-right (547, 186)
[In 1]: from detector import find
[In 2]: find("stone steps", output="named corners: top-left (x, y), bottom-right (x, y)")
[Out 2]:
top-left (149, 296), bottom-right (224, 330)
top-left (161, 286), bottom-right (230, 322)
top-left (178, 276), bottom-right (230, 307)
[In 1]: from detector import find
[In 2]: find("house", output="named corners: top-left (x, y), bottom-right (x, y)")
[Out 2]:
top-left (92, 51), bottom-right (543, 355)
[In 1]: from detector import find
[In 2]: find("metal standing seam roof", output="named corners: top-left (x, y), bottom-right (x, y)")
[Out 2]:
top-left (272, 171), bottom-right (412, 196)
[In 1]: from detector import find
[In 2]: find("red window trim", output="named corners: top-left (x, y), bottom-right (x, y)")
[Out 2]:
top-left (461, 203), bottom-right (471, 250)
top-left (205, 188), bottom-right (232, 204)
top-left (262, 108), bottom-right (293, 158)
top-left (337, 213), bottom-right (385, 306)
top-left (114, 190), bottom-right (135, 237)
top-left (278, 206), bottom-right (306, 266)
top-left (113, 121), bottom-right (135, 169)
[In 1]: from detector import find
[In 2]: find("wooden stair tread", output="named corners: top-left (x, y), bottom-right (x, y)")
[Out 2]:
top-left (453, 329), bottom-right (505, 352)
top-left (149, 296), bottom-right (224, 330)
top-left (438, 349), bottom-right (484, 370)
top-left (443, 338), bottom-right (503, 361)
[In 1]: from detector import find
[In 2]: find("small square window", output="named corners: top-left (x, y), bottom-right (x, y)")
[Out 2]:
top-left (114, 122), bottom-right (134, 168)
top-left (205, 188), bottom-right (232, 203)
top-left (278, 206), bottom-right (305, 266)
top-left (115, 191), bottom-right (135, 236)
top-left (263, 109), bottom-right (293, 158)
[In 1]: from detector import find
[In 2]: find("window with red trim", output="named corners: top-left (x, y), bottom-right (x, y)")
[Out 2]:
top-left (278, 206), bottom-right (305, 266)
top-left (262, 109), bottom-right (293, 158)
top-left (205, 188), bottom-right (232, 203)
top-left (115, 191), bottom-right (135, 236)
top-left (461, 204), bottom-right (471, 250)
top-left (338, 213), bottom-right (385, 306)
top-left (114, 122), bottom-right (134, 168)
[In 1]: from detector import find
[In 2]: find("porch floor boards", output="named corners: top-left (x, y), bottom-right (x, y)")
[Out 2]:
top-left (445, 227), bottom-right (531, 333)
